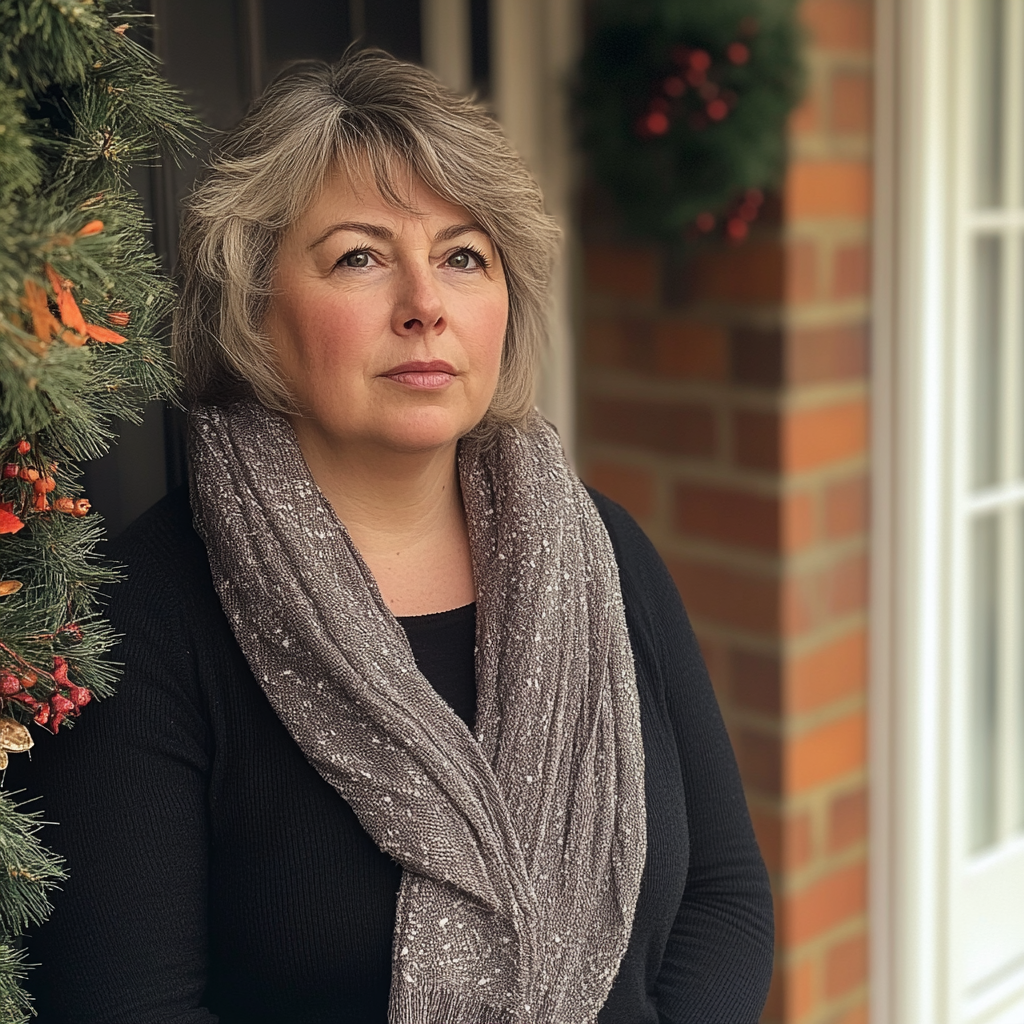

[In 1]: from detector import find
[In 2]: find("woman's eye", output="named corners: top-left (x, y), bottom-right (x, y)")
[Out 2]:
top-left (339, 251), bottom-right (372, 268)
top-left (446, 249), bottom-right (483, 270)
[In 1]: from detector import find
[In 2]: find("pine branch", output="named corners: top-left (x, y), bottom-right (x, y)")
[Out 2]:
top-left (0, 1), bottom-right (200, 1014)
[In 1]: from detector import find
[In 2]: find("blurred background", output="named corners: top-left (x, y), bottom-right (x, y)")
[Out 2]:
top-left (86, 1), bottom-right (1024, 1023)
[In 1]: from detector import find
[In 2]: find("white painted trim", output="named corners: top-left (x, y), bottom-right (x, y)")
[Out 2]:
top-left (870, 0), bottom-right (956, 1021)
top-left (421, 0), bottom-right (471, 94)
top-left (491, 0), bottom-right (579, 456)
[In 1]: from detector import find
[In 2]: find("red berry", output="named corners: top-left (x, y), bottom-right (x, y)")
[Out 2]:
top-left (727, 218), bottom-right (749, 241)
top-left (2, 465), bottom-right (17, 479)
top-left (51, 694), bottom-right (75, 715)
top-left (727, 42), bottom-right (750, 65)
top-left (52, 656), bottom-right (70, 687)
top-left (689, 49), bottom-right (711, 72)
top-left (67, 685), bottom-right (91, 708)
top-left (707, 99), bottom-right (729, 121)
top-left (645, 111), bottom-right (670, 135)
top-left (16, 441), bottom-right (30, 455)
top-left (0, 675), bottom-right (22, 696)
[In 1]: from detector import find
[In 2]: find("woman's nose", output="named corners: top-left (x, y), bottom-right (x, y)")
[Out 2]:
top-left (391, 262), bottom-right (446, 338)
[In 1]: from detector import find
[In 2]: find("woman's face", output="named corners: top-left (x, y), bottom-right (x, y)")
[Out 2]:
top-left (267, 167), bottom-right (509, 455)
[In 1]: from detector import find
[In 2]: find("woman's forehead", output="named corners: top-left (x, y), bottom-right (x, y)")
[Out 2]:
top-left (299, 165), bottom-right (482, 238)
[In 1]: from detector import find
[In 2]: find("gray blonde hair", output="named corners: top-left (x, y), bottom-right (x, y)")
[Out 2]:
top-left (173, 49), bottom-right (561, 438)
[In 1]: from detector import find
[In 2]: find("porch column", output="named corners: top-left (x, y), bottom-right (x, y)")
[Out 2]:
top-left (575, 2), bottom-right (874, 1022)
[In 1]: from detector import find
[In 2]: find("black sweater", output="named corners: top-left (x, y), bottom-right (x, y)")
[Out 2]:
top-left (10, 487), bottom-right (773, 1024)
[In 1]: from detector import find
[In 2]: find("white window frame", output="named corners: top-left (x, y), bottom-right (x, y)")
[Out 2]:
top-left (872, 1), bottom-right (1024, 1021)
top-left (871, 0), bottom-right (953, 1019)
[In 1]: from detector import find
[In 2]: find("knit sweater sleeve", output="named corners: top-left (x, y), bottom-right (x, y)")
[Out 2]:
top-left (7, 508), bottom-right (219, 1024)
top-left (588, 490), bottom-right (775, 1024)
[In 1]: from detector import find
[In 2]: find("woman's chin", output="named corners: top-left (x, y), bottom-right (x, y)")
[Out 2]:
top-left (362, 409), bottom-right (484, 454)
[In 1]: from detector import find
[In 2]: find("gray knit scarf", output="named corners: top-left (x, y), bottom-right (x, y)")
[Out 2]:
top-left (188, 399), bottom-right (646, 1024)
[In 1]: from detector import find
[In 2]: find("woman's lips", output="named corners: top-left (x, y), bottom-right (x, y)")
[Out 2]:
top-left (381, 361), bottom-right (457, 391)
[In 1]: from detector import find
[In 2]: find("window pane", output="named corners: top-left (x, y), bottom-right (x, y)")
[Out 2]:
top-left (970, 514), bottom-right (1000, 853)
top-left (972, 237), bottom-right (1003, 489)
top-left (975, 0), bottom-right (1005, 208)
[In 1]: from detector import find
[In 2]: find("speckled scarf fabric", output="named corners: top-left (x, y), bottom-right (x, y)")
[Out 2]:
top-left (188, 399), bottom-right (646, 1024)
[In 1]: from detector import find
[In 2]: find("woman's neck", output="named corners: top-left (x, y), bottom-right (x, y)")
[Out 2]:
top-left (289, 420), bottom-right (476, 616)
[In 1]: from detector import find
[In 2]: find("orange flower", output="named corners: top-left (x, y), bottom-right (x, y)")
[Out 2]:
top-left (84, 323), bottom-right (126, 344)
top-left (0, 509), bottom-right (24, 534)
top-left (75, 220), bottom-right (104, 237)
top-left (20, 279), bottom-right (61, 344)
top-left (43, 264), bottom-right (87, 335)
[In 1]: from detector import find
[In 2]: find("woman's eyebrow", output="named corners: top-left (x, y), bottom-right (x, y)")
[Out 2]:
top-left (308, 222), bottom-right (395, 249)
top-left (434, 223), bottom-right (487, 242)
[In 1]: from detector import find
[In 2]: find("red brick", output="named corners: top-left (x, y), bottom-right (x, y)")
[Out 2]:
top-left (832, 243), bottom-right (871, 299)
top-left (672, 484), bottom-right (814, 552)
top-left (784, 401), bottom-right (868, 471)
top-left (782, 861), bottom-right (867, 944)
top-left (825, 932), bottom-right (868, 997)
top-left (789, 957), bottom-right (817, 1021)
top-left (673, 484), bottom-right (779, 550)
top-left (734, 728), bottom-right (782, 796)
top-left (732, 325), bottom-right (869, 387)
top-left (824, 474), bottom-right (869, 538)
top-left (584, 462), bottom-right (655, 521)
top-left (668, 558), bottom-right (779, 634)
top-left (788, 324), bottom-right (869, 384)
top-left (788, 711), bottom-right (866, 791)
top-left (732, 648), bottom-right (782, 716)
top-left (750, 806), bottom-right (815, 873)
top-left (788, 629), bottom-right (867, 714)
top-left (731, 327), bottom-right (784, 386)
top-left (782, 572), bottom-right (818, 635)
top-left (802, 0), bottom-right (873, 50)
top-left (653, 319), bottom-right (729, 380)
top-left (585, 398), bottom-right (717, 458)
top-left (583, 318), bottom-right (621, 368)
top-left (786, 161), bottom-right (872, 219)
top-left (787, 239), bottom-right (820, 304)
top-left (784, 491), bottom-right (817, 550)
top-left (790, 93), bottom-right (819, 135)
top-left (583, 317), bottom-right (656, 373)
top-left (819, 552), bottom-right (868, 619)
top-left (735, 407), bottom-right (868, 480)
top-left (585, 244), bottom-right (660, 301)
top-left (733, 410), bottom-right (781, 470)
top-left (828, 787), bottom-right (868, 852)
top-left (683, 240), bottom-right (785, 304)
top-left (831, 71), bottom-right (873, 133)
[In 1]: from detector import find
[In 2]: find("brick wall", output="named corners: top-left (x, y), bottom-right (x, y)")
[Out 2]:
top-left (576, 2), bottom-right (873, 1022)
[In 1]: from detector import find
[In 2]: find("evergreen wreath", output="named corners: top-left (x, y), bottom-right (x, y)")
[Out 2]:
top-left (0, 1), bottom-right (198, 1017)
top-left (575, 0), bottom-right (804, 241)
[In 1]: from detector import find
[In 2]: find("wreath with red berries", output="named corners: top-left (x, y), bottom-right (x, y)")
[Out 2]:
top-left (574, 0), bottom-right (804, 241)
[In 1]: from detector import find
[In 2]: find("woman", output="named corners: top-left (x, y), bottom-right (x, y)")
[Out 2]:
top-left (17, 51), bottom-right (773, 1023)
